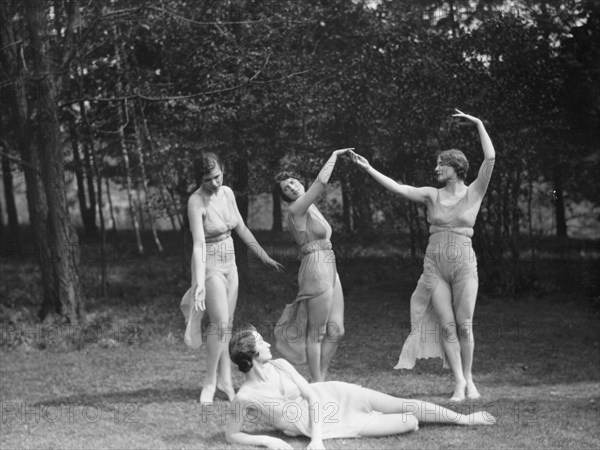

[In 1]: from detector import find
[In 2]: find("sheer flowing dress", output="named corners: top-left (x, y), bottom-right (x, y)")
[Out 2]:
top-left (180, 187), bottom-right (239, 348)
top-left (396, 159), bottom-right (495, 369)
top-left (240, 359), bottom-right (381, 439)
top-left (275, 205), bottom-right (340, 364)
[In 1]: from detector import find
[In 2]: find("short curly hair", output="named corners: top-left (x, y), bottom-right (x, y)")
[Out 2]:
top-left (437, 149), bottom-right (469, 181)
top-left (274, 170), bottom-right (303, 203)
top-left (193, 152), bottom-right (223, 187)
top-left (229, 325), bottom-right (259, 373)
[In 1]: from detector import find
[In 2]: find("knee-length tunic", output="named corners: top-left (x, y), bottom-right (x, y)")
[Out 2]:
top-left (275, 205), bottom-right (340, 364)
top-left (396, 159), bottom-right (495, 369)
top-left (240, 359), bottom-right (381, 439)
top-left (180, 187), bottom-right (239, 348)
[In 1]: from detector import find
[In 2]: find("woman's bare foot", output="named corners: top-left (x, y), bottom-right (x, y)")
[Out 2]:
top-left (450, 380), bottom-right (466, 402)
top-left (466, 380), bottom-right (481, 400)
top-left (217, 378), bottom-right (235, 401)
top-left (465, 411), bottom-right (496, 425)
top-left (199, 384), bottom-right (216, 405)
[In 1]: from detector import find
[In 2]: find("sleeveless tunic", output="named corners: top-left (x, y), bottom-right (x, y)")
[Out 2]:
top-left (180, 187), bottom-right (239, 348)
top-left (275, 205), bottom-right (340, 364)
top-left (240, 359), bottom-right (381, 439)
top-left (396, 159), bottom-right (495, 369)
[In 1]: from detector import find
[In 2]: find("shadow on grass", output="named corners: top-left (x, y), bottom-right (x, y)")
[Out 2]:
top-left (32, 387), bottom-right (208, 409)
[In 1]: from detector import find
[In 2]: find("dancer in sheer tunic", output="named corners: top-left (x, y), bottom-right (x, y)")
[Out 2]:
top-left (225, 327), bottom-right (495, 449)
top-left (350, 110), bottom-right (495, 402)
top-left (274, 148), bottom-right (352, 382)
top-left (181, 152), bottom-right (283, 405)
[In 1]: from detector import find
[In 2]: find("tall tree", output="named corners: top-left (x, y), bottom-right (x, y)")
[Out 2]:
top-left (25, 0), bottom-right (84, 322)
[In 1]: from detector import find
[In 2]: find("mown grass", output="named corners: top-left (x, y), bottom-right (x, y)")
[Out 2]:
top-left (1, 230), bottom-right (599, 449)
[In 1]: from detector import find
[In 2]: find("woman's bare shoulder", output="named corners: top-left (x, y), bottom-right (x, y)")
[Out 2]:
top-left (188, 191), bottom-right (204, 209)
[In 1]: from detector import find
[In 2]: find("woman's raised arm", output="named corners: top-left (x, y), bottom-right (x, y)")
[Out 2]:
top-left (290, 148), bottom-right (353, 216)
top-left (453, 109), bottom-right (496, 197)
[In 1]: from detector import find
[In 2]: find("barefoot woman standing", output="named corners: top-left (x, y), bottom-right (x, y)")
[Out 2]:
top-left (181, 152), bottom-right (283, 405)
top-left (351, 110), bottom-right (495, 401)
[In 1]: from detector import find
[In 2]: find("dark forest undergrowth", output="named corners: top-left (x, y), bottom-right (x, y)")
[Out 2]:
top-left (1, 229), bottom-right (599, 449)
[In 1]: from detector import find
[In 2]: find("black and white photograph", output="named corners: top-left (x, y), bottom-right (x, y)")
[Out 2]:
top-left (1, 0), bottom-right (599, 448)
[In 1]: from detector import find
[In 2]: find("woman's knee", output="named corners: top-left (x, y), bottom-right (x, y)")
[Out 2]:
top-left (326, 321), bottom-right (344, 340)
top-left (441, 322), bottom-right (460, 342)
top-left (458, 322), bottom-right (473, 341)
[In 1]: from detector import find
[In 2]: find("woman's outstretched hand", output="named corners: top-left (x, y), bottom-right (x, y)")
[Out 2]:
top-left (193, 283), bottom-right (205, 312)
top-left (265, 258), bottom-right (285, 273)
top-left (349, 150), bottom-right (370, 171)
top-left (453, 109), bottom-right (483, 125)
top-left (332, 147), bottom-right (354, 156)
top-left (263, 436), bottom-right (294, 449)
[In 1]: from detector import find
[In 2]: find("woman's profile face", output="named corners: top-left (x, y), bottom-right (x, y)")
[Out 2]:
top-left (202, 166), bottom-right (223, 194)
top-left (435, 158), bottom-right (457, 183)
top-left (252, 332), bottom-right (272, 363)
top-left (279, 178), bottom-right (305, 201)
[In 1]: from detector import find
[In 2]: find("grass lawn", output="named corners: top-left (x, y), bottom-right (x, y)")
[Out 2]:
top-left (1, 233), bottom-right (599, 449)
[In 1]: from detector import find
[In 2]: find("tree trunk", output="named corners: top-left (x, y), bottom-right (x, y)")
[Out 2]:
top-left (26, 0), bottom-right (84, 323)
top-left (1, 151), bottom-right (19, 235)
top-left (271, 183), bottom-right (282, 232)
top-left (133, 103), bottom-right (163, 252)
top-left (104, 172), bottom-right (118, 233)
top-left (80, 101), bottom-right (107, 296)
top-left (1, 9), bottom-right (59, 314)
top-left (81, 128), bottom-right (97, 234)
top-left (117, 99), bottom-right (144, 255)
top-left (553, 165), bottom-right (567, 238)
top-left (138, 102), bottom-right (179, 232)
top-left (112, 24), bottom-right (143, 254)
top-left (69, 116), bottom-right (96, 235)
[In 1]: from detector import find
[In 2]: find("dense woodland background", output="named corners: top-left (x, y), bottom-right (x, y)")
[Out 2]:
top-left (1, 0), bottom-right (599, 324)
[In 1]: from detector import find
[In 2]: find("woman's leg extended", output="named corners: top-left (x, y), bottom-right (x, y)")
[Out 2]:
top-left (455, 277), bottom-right (480, 399)
top-left (200, 276), bottom-right (230, 404)
top-left (306, 288), bottom-right (334, 382)
top-left (217, 271), bottom-right (239, 401)
top-left (362, 388), bottom-right (495, 426)
top-left (431, 281), bottom-right (466, 401)
top-left (358, 414), bottom-right (419, 437)
top-left (320, 276), bottom-right (344, 380)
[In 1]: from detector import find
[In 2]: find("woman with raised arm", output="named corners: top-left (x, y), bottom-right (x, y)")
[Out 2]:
top-left (273, 148), bottom-right (352, 382)
top-left (350, 110), bottom-right (495, 402)
top-left (225, 327), bottom-right (495, 450)
top-left (180, 152), bottom-right (284, 405)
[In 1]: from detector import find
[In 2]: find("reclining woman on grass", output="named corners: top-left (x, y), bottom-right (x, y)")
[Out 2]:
top-left (226, 326), bottom-right (495, 449)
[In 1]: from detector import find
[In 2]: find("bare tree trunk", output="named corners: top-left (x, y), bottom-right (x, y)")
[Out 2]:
top-left (26, 0), bottom-right (84, 323)
top-left (80, 101), bottom-right (108, 296)
top-left (1, 151), bottom-right (19, 236)
top-left (112, 24), bottom-right (143, 254)
top-left (553, 165), bottom-right (567, 238)
top-left (271, 184), bottom-right (282, 232)
top-left (117, 99), bottom-right (144, 255)
top-left (138, 103), bottom-right (179, 232)
top-left (81, 129), bottom-right (97, 233)
top-left (69, 116), bottom-right (96, 235)
top-left (133, 103), bottom-right (163, 252)
top-left (0, 189), bottom-right (4, 238)
top-left (1, 9), bottom-right (58, 313)
top-left (510, 167), bottom-right (521, 296)
top-left (104, 173), bottom-right (118, 233)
